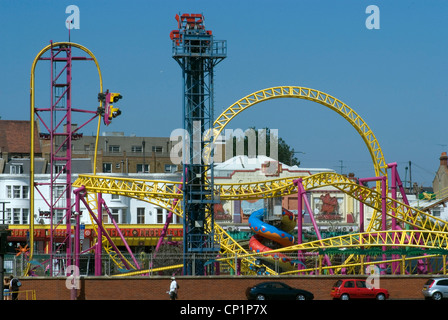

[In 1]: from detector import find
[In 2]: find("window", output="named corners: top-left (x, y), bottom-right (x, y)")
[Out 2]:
top-left (137, 164), bottom-right (149, 173)
top-left (54, 165), bottom-right (66, 174)
top-left (131, 145), bottom-right (142, 153)
top-left (108, 145), bottom-right (120, 153)
top-left (54, 210), bottom-right (64, 223)
top-left (6, 185), bottom-right (28, 199)
top-left (111, 194), bottom-right (120, 200)
top-left (22, 186), bottom-right (29, 199)
top-left (53, 185), bottom-right (65, 207)
top-left (137, 208), bottom-right (145, 224)
top-left (53, 185), bottom-right (65, 199)
top-left (10, 164), bottom-right (23, 174)
top-left (165, 164), bottom-right (177, 173)
top-left (157, 208), bottom-right (164, 224)
top-left (13, 208), bottom-right (20, 224)
top-left (433, 208), bottom-right (441, 217)
top-left (102, 209), bottom-right (109, 223)
top-left (5, 208), bottom-right (11, 224)
top-left (22, 208), bottom-right (29, 224)
top-left (13, 186), bottom-right (21, 199)
top-left (121, 208), bottom-right (127, 224)
top-left (103, 163), bottom-right (112, 173)
top-left (152, 146), bottom-right (163, 153)
top-left (111, 209), bottom-right (119, 223)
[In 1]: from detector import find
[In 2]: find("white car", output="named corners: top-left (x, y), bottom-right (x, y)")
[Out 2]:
top-left (422, 278), bottom-right (448, 300)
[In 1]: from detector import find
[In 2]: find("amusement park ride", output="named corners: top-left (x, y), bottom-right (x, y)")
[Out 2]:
top-left (24, 14), bottom-right (448, 277)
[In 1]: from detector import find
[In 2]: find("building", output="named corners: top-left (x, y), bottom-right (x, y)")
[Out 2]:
top-left (0, 120), bottom-right (42, 174)
top-left (0, 171), bottom-right (182, 253)
top-left (57, 131), bottom-right (179, 175)
top-left (213, 155), bottom-right (361, 241)
top-left (433, 152), bottom-right (448, 198)
top-left (0, 120), bottom-right (183, 254)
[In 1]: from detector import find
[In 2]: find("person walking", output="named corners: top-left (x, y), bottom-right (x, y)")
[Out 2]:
top-left (169, 276), bottom-right (179, 300)
top-left (9, 275), bottom-right (20, 300)
top-left (3, 277), bottom-right (10, 300)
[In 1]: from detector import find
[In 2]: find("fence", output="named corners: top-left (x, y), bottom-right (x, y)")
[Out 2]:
top-left (5, 251), bottom-right (448, 277)
top-left (6, 290), bottom-right (37, 300)
top-left (5, 252), bottom-right (301, 276)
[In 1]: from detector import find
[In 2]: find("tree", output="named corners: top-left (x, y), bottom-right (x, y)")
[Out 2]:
top-left (227, 127), bottom-right (301, 166)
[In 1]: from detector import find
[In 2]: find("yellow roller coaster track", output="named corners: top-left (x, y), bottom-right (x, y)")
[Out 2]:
top-left (72, 171), bottom-right (448, 275)
top-left (73, 172), bottom-right (448, 233)
top-left (71, 86), bottom-right (446, 274)
top-left (209, 86), bottom-right (388, 178)
top-left (70, 86), bottom-right (446, 276)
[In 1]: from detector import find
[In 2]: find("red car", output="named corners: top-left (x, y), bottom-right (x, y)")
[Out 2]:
top-left (331, 279), bottom-right (389, 300)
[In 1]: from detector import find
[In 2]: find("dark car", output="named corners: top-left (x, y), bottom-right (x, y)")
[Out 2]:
top-left (246, 281), bottom-right (314, 300)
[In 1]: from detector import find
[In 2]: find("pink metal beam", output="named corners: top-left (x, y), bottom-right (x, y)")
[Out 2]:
top-left (100, 198), bottom-right (140, 269)
top-left (294, 178), bottom-right (332, 274)
top-left (76, 192), bottom-right (134, 272)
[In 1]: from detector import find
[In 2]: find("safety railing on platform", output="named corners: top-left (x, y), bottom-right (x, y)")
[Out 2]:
top-left (6, 290), bottom-right (36, 300)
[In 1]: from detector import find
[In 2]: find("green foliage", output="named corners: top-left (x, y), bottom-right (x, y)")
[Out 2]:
top-left (226, 127), bottom-right (301, 166)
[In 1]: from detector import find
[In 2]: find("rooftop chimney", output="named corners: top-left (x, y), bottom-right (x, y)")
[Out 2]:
top-left (440, 152), bottom-right (448, 167)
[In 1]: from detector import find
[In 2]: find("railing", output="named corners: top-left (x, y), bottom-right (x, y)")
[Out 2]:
top-left (7, 290), bottom-right (36, 300)
top-left (7, 246), bottom-right (448, 277)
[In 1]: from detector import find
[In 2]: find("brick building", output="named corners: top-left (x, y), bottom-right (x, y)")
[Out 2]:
top-left (70, 132), bottom-right (178, 174)
top-left (433, 152), bottom-right (448, 198)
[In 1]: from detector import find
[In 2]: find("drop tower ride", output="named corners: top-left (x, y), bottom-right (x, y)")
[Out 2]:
top-left (170, 14), bottom-right (226, 275)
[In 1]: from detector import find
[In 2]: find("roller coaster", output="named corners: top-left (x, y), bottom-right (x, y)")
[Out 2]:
top-left (69, 85), bottom-right (448, 277)
top-left (27, 14), bottom-right (448, 277)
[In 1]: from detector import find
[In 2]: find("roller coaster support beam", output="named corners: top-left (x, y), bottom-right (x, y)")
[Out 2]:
top-left (387, 162), bottom-right (411, 274)
top-left (359, 175), bottom-right (387, 232)
top-left (359, 175), bottom-right (388, 274)
top-left (294, 178), bottom-right (332, 273)
top-left (152, 180), bottom-right (182, 269)
top-left (99, 198), bottom-right (140, 270)
top-left (74, 187), bottom-right (135, 275)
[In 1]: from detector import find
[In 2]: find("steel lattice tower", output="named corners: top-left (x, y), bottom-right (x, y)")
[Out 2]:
top-left (171, 14), bottom-right (226, 275)
top-left (32, 42), bottom-right (100, 275)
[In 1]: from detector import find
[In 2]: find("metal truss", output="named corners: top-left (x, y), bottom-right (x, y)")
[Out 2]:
top-left (70, 86), bottom-right (448, 276)
top-left (210, 86), bottom-right (387, 178)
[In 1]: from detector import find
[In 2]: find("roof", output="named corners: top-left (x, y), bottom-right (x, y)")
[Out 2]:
top-left (213, 155), bottom-right (334, 177)
top-left (0, 120), bottom-right (41, 153)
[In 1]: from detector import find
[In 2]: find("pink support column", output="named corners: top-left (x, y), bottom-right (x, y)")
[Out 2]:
top-left (381, 176), bottom-right (388, 275)
top-left (74, 186), bottom-right (84, 271)
top-left (294, 178), bottom-right (332, 274)
top-left (96, 193), bottom-right (103, 276)
top-left (359, 175), bottom-right (388, 274)
top-left (294, 179), bottom-right (304, 270)
top-left (359, 188), bottom-right (365, 233)
top-left (388, 163), bottom-right (398, 230)
top-left (65, 44), bottom-right (73, 271)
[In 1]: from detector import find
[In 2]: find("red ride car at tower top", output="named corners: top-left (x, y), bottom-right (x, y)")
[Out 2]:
top-left (331, 279), bottom-right (389, 300)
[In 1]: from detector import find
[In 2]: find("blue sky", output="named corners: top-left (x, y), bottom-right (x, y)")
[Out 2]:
top-left (0, 0), bottom-right (447, 187)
